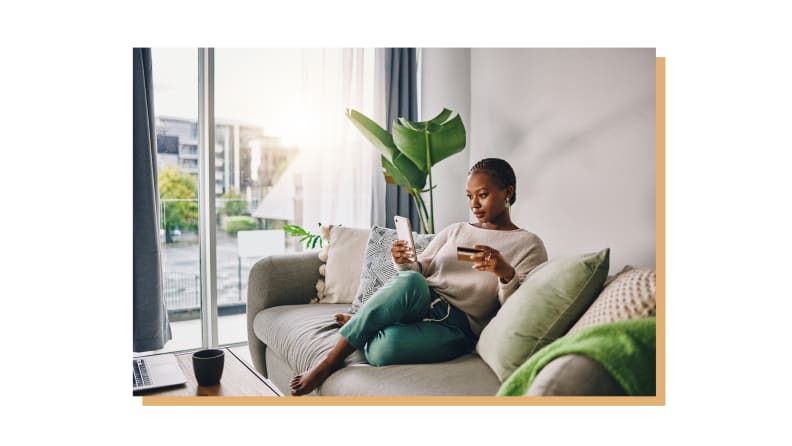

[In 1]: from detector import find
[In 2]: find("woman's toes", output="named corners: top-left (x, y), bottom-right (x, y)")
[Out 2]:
top-left (334, 314), bottom-right (350, 327)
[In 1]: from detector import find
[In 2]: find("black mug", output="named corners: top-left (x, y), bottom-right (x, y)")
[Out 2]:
top-left (192, 349), bottom-right (225, 386)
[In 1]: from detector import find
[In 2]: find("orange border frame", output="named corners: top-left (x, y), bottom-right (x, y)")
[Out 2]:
top-left (143, 56), bottom-right (666, 407)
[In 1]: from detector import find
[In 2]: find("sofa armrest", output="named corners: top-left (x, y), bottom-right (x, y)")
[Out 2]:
top-left (526, 354), bottom-right (626, 396)
top-left (246, 250), bottom-right (323, 375)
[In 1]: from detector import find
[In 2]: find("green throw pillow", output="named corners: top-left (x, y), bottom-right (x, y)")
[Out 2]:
top-left (476, 248), bottom-right (610, 382)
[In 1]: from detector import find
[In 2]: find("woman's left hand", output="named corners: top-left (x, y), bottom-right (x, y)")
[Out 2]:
top-left (471, 245), bottom-right (516, 284)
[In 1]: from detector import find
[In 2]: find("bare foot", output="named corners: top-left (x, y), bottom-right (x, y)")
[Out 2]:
top-left (289, 360), bottom-right (343, 396)
top-left (334, 313), bottom-right (351, 327)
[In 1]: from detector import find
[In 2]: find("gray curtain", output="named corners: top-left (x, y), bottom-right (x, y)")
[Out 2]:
top-left (384, 48), bottom-right (421, 232)
top-left (133, 48), bottom-right (172, 352)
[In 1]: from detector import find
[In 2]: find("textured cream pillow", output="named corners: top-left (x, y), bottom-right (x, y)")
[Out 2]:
top-left (314, 226), bottom-right (370, 304)
top-left (567, 267), bottom-right (656, 334)
top-left (604, 265), bottom-right (635, 287)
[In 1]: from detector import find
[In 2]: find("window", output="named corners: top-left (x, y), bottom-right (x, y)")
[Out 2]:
top-left (148, 48), bottom-right (379, 352)
top-left (214, 49), bottom-right (303, 344)
top-left (151, 48), bottom-right (200, 353)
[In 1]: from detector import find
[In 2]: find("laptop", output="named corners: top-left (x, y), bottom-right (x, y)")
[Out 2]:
top-left (133, 353), bottom-right (188, 394)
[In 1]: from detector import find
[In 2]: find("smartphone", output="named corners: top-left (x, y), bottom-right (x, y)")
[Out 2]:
top-left (457, 246), bottom-right (484, 262)
top-left (394, 215), bottom-right (416, 261)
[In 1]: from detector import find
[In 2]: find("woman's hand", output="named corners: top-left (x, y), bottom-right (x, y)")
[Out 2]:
top-left (391, 239), bottom-right (415, 264)
top-left (471, 245), bottom-right (516, 284)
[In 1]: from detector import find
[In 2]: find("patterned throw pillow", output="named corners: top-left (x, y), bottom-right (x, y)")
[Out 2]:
top-left (567, 267), bottom-right (656, 334)
top-left (347, 225), bottom-right (434, 314)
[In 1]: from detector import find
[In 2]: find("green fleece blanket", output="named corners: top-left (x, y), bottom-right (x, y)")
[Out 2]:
top-left (497, 317), bottom-right (656, 396)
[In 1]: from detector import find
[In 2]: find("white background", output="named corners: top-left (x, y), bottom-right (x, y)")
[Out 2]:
top-left (1, 1), bottom-right (790, 443)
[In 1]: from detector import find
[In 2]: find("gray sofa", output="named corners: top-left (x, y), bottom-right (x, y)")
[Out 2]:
top-left (247, 250), bottom-right (625, 396)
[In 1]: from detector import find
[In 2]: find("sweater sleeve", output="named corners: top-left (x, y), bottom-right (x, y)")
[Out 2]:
top-left (498, 236), bottom-right (549, 305)
top-left (393, 223), bottom-right (454, 275)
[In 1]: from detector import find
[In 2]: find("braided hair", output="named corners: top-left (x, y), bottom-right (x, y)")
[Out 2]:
top-left (468, 158), bottom-right (517, 205)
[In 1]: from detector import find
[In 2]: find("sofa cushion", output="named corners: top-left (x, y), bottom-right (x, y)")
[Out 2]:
top-left (477, 248), bottom-right (610, 382)
top-left (253, 304), bottom-right (367, 375)
top-left (253, 303), bottom-right (501, 395)
top-left (320, 353), bottom-right (502, 396)
top-left (348, 225), bottom-right (434, 314)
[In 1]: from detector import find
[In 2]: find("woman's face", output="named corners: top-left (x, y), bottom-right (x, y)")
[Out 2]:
top-left (466, 172), bottom-right (511, 223)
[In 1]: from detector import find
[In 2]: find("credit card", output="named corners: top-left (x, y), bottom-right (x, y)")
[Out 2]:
top-left (457, 246), bottom-right (483, 262)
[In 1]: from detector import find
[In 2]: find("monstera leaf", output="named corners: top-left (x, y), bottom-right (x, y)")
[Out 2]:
top-left (346, 107), bottom-right (467, 233)
top-left (392, 109), bottom-right (466, 172)
top-left (345, 109), bottom-right (397, 162)
top-left (346, 109), bottom-right (426, 189)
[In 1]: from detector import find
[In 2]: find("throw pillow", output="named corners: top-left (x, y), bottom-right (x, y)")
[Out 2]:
top-left (314, 242), bottom-right (329, 303)
top-left (312, 225), bottom-right (334, 303)
top-left (319, 226), bottom-right (371, 304)
top-left (604, 265), bottom-right (635, 288)
top-left (567, 267), bottom-right (656, 334)
top-left (476, 248), bottom-right (610, 382)
top-left (347, 225), bottom-right (434, 314)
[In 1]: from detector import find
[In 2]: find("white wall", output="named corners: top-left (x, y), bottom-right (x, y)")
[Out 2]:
top-left (423, 48), bottom-right (656, 271)
top-left (419, 48), bottom-right (472, 231)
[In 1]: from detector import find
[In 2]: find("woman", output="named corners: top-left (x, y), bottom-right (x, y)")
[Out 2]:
top-left (289, 158), bottom-right (548, 396)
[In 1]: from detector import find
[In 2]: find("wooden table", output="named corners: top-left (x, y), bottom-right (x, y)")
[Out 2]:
top-left (136, 347), bottom-right (281, 397)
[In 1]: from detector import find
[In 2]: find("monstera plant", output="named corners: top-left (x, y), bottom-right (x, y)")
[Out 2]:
top-left (345, 108), bottom-right (466, 234)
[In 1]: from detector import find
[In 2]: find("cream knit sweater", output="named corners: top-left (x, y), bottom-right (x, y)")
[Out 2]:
top-left (395, 222), bottom-right (547, 337)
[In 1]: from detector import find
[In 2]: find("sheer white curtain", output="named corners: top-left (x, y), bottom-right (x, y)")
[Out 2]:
top-left (296, 48), bottom-right (387, 233)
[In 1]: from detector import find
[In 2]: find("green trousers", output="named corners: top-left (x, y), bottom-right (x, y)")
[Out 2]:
top-left (339, 270), bottom-right (477, 366)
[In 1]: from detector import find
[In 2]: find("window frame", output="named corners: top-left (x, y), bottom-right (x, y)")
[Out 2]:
top-left (197, 47), bottom-right (219, 348)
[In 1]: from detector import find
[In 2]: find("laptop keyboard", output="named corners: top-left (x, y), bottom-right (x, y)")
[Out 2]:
top-left (133, 359), bottom-right (152, 388)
